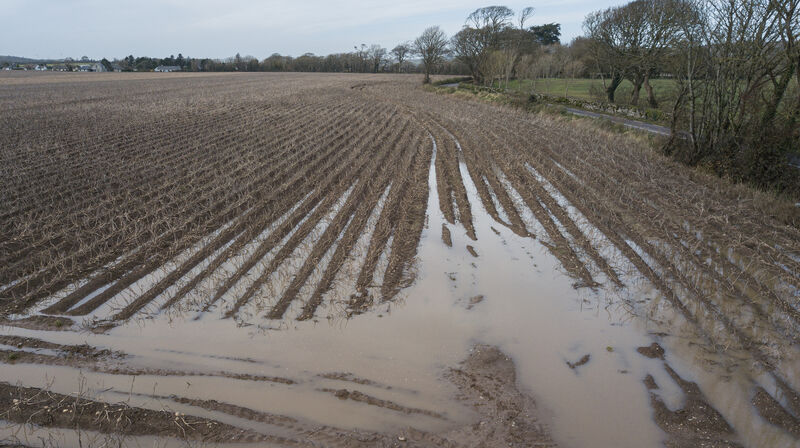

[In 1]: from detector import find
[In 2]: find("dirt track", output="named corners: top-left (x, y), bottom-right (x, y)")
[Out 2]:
top-left (1, 72), bottom-right (798, 447)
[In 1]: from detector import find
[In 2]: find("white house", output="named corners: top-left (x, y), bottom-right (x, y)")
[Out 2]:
top-left (34, 65), bottom-right (48, 71)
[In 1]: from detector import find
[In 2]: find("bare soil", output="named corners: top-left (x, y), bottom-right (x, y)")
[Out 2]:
top-left (0, 382), bottom-right (268, 443)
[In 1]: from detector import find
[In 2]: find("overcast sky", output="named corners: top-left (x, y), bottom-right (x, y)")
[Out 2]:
top-left (1, 0), bottom-right (624, 60)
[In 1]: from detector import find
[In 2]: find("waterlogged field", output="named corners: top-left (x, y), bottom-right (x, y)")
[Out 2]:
top-left (0, 72), bottom-right (798, 448)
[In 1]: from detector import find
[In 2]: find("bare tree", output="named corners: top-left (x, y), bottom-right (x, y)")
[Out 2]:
top-left (366, 45), bottom-right (387, 73)
top-left (624, 0), bottom-right (686, 107)
top-left (353, 44), bottom-right (369, 72)
top-left (499, 7), bottom-right (535, 89)
top-left (451, 27), bottom-right (484, 81)
top-left (414, 26), bottom-right (450, 83)
top-left (467, 5), bottom-right (514, 31)
top-left (452, 6), bottom-right (516, 84)
top-left (584, 0), bottom-right (686, 106)
top-left (391, 43), bottom-right (412, 72)
top-left (583, 7), bottom-right (632, 102)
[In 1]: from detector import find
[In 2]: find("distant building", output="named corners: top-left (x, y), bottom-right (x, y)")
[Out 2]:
top-left (53, 64), bottom-right (68, 72)
top-left (76, 63), bottom-right (107, 72)
top-left (34, 64), bottom-right (48, 71)
top-left (154, 65), bottom-right (182, 72)
top-left (111, 64), bottom-right (122, 72)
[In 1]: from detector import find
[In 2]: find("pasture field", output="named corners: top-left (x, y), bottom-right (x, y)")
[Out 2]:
top-left (0, 72), bottom-right (798, 448)
top-left (500, 77), bottom-right (677, 105)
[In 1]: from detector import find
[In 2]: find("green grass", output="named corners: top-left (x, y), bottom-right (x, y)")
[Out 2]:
top-left (499, 78), bottom-right (677, 106)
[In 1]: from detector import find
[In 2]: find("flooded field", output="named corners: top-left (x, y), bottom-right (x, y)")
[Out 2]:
top-left (1, 72), bottom-right (798, 447)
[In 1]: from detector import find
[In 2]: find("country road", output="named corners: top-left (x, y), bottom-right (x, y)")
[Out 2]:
top-left (560, 106), bottom-right (671, 136)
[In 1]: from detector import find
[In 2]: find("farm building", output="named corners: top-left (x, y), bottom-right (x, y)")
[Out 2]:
top-left (154, 65), bottom-right (182, 72)
top-left (76, 63), bottom-right (107, 72)
top-left (34, 65), bottom-right (48, 71)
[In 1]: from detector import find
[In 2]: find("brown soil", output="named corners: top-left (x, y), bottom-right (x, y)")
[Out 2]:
top-left (466, 245), bottom-right (478, 258)
top-left (442, 224), bottom-right (453, 247)
top-left (319, 372), bottom-right (396, 389)
top-left (752, 387), bottom-right (800, 439)
top-left (645, 365), bottom-right (741, 448)
top-left (635, 342), bottom-right (741, 447)
top-left (637, 342), bottom-right (666, 360)
top-left (0, 316), bottom-right (73, 331)
top-left (321, 388), bottom-right (445, 419)
top-left (441, 345), bottom-right (556, 447)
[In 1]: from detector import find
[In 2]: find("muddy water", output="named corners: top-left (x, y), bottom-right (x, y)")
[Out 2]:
top-left (0, 134), bottom-right (795, 447)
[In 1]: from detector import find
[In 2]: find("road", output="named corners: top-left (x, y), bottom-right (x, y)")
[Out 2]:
top-left (561, 106), bottom-right (800, 173)
top-left (560, 106), bottom-right (672, 136)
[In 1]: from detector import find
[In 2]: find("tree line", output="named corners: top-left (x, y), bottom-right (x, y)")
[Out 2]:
top-left (112, 47), bottom-right (467, 75)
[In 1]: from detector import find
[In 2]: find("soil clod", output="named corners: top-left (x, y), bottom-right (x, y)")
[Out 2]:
top-left (442, 224), bottom-right (452, 247)
top-left (567, 354), bottom-right (591, 370)
top-left (637, 342), bottom-right (666, 360)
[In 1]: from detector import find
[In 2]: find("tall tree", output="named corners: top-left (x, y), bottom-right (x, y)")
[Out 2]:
top-left (623, 0), bottom-right (685, 107)
top-left (498, 7), bottom-right (535, 89)
top-left (583, 7), bottom-right (633, 102)
top-left (530, 23), bottom-right (561, 45)
top-left (452, 6), bottom-right (520, 84)
top-left (354, 44), bottom-right (369, 72)
top-left (451, 27), bottom-right (484, 80)
top-left (367, 45), bottom-right (387, 73)
top-left (414, 26), bottom-right (450, 83)
top-left (391, 43), bottom-right (412, 72)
